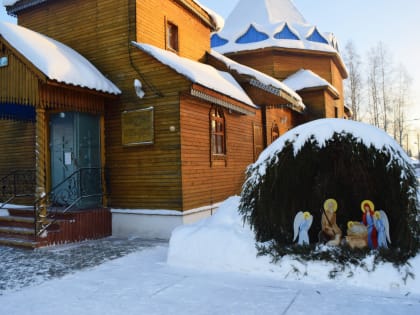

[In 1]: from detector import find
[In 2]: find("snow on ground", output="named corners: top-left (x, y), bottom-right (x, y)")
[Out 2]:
top-left (1, 240), bottom-right (419, 315)
top-left (168, 196), bottom-right (420, 295)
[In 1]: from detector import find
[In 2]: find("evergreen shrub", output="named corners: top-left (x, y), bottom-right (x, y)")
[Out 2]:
top-left (239, 123), bottom-right (420, 264)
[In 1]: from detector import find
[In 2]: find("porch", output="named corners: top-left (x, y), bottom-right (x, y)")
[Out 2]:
top-left (0, 168), bottom-right (111, 248)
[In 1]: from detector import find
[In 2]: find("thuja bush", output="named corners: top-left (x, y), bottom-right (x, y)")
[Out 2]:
top-left (239, 131), bottom-right (420, 264)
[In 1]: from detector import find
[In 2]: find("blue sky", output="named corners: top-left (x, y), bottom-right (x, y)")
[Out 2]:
top-left (200, 0), bottom-right (420, 118)
top-left (1, 1), bottom-right (419, 118)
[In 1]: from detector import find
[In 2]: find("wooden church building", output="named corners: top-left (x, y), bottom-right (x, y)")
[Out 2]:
top-left (0, 0), bottom-right (348, 247)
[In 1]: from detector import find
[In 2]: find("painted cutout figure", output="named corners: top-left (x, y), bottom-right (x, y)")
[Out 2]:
top-left (293, 211), bottom-right (313, 245)
top-left (321, 199), bottom-right (342, 246)
top-left (361, 200), bottom-right (378, 249)
top-left (374, 210), bottom-right (391, 249)
top-left (345, 221), bottom-right (368, 249)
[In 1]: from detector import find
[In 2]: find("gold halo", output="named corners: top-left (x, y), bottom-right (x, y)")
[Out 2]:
top-left (347, 221), bottom-right (354, 229)
top-left (374, 211), bottom-right (381, 219)
top-left (303, 211), bottom-right (311, 219)
top-left (324, 198), bottom-right (338, 212)
top-left (361, 200), bottom-right (375, 213)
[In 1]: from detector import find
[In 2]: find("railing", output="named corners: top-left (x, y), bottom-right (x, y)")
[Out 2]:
top-left (35, 167), bottom-right (105, 236)
top-left (0, 169), bottom-right (36, 209)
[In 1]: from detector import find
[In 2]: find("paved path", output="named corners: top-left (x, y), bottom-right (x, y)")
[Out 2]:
top-left (0, 237), bottom-right (165, 294)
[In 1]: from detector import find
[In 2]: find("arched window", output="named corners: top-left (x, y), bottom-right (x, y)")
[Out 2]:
top-left (210, 106), bottom-right (226, 158)
top-left (271, 123), bottom-right (280, 142)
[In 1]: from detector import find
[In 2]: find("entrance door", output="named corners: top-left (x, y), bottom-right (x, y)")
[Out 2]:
top-left (50, 112), bottom-right (101, 208)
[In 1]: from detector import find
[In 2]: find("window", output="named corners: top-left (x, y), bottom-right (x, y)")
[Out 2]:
top-left (210, 106), bottom-right (226, 159)
top-left (167, 21), bottom-right (179, 52)
top-left (271, 123), bottom-right (280, 142)
top-left (334, 106), bottom-right (339, 118)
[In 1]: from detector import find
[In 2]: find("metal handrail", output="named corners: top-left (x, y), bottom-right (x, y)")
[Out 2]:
top-left (34, 167), bottom-right (105, 236)
top-left (0, 169), bottom-right (36, 209)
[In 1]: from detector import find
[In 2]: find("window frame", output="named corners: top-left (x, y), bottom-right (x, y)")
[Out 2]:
top-left (209, 105), bottom-right (227, 165)
top-left (166, 20), bottom-right (179, 53)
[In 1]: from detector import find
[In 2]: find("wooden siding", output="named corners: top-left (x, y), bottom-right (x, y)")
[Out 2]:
top-left (265, 107), bottom-right (294, 145)
top-left (0, 40), bottom-right (42, 106)
top-left (104, 49), bottom-right (191, 210)
top-left (226, 48), bottom-right (347, 124)
top-left (180, 94), bottom-right (261, 210)
top-left (136, 0), bottom-right (211, 61)
top-left (0, 120), bottom-right (36, 176)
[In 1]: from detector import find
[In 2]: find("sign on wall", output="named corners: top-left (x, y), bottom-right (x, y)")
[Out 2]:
top-left (121, 107), bottom-right (154, 146)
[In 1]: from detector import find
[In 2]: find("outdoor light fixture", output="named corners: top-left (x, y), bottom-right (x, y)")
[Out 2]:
top-left (134, 79), bottom-right (145, 99)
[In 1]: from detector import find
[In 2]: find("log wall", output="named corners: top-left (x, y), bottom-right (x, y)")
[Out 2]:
top-left (180, 94), bottom-right (261, 210)
top-left (0, 120), bottom-right (36, 176)
top-left (136, 0), bottom-right (211, 61)
top-left (0, 41), bottom-right (41, 106)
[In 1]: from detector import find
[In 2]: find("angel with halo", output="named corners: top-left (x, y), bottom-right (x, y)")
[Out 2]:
top-left (293, 211), bottom-right (313, 245)
top-left (373, 210), bottom-right (391, 249)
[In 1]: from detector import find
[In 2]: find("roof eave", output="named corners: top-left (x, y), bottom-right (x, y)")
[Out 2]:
top-left (5, 0), bottom-right (48, 16)
top-left (223, 46), bottom-right (349, 79)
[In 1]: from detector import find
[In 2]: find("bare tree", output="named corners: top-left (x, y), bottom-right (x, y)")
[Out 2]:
top-left (393, 64), bottom-right (412, 146)
top-left (366, 42), bottom-right (393, 131)
top-left (343, 41), bottom-right (363, 121)
top-left (367, 46), bottom-right (381, 128)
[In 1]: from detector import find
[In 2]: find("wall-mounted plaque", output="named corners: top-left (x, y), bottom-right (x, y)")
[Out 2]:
top-left (121, 107), bottom-right (154, 146)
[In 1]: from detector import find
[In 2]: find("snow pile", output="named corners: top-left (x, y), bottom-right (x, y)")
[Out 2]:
top-left (132, 42), bottom-right (255, 107)
top-left (192, 0), bottom-right (224, 31)
top-left (0, 22), bottom-right (121, 95)
top-left (168, 196), bottom-right (420, 294)
top-left (168, 196), bottom-right (271, 272)
top-left (252, 119), bottom-right (412, 181)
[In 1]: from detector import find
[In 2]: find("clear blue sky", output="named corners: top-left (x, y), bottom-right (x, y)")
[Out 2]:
top-left (1, 1), bottom-right (419, 118)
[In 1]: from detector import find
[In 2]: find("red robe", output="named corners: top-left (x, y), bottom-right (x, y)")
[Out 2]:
top-left (363, 210), bottom-right (378, 249)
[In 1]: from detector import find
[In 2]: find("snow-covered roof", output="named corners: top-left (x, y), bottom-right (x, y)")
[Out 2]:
top-left (0, 21), bottom-right (121, 95)
top-left (132, 42), bottom-right (255, 108)
top-left (192, 0), bottom-right (224, 31)
top-left (3, 0), bottom-right (19, 6)
top-left (283, 69), bottom-right (339, 96)
top-left (212, 0), bottom-right (341, 56)
top-left (208, 50), bottom-right (305, 111)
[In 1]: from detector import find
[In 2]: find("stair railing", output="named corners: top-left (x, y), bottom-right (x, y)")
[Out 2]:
top-left (0, 169), bottom-right (36, 209)
top-left (34, 167), bottom-right (106, 236)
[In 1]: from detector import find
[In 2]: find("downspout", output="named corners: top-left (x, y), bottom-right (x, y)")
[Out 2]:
top-left (127, 0), bottom-right (163, 98)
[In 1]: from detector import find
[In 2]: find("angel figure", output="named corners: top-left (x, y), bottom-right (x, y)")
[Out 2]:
top-left (373, 210), bottom-right (391, 249)
top-left (293, 211), bottom-right (313, 245)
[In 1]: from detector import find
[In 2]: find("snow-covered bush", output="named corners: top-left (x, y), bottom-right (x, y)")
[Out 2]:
top-left (239, 119), bottom-right (420, 263)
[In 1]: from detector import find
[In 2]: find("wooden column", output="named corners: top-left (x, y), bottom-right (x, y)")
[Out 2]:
top-left (35, 107), bottom-right (47, 232)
